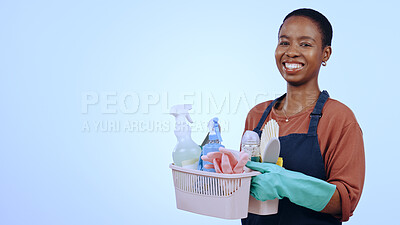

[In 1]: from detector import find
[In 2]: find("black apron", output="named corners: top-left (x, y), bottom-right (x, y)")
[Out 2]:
top-left (242, 90), bottom-right (341, 225)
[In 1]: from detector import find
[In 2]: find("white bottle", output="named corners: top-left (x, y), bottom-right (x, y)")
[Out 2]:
top-left (241, 130), bottom-right (261, 162)
top-left (170, 104), bottom-right (201, 169)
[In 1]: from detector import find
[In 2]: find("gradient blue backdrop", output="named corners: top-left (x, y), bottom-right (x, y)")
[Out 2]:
top-left (1, 0), bottom-right (399, 224)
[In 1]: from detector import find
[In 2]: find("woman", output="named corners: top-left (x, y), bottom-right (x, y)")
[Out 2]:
top-left (242, 9), bottom-right (365, 225)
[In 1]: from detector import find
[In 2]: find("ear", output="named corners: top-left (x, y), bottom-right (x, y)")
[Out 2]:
top-left (322, 46), bottom-right (332, 63)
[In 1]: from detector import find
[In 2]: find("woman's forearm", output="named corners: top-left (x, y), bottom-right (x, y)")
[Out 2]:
top-left (321, 188), bottom-right (342, 215)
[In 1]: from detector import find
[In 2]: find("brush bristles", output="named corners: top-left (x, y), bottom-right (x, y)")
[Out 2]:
top-left (260, 119), bottom-right (280, 161)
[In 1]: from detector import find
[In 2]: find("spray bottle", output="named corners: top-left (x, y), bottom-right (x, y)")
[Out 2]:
top-left (170, 104), bottom-right (201, 169)
top-left (199, 117), bottom-right (224, 172)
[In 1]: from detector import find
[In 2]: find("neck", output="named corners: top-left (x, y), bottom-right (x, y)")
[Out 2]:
top-left (282, 83), bottom-right (321, 115)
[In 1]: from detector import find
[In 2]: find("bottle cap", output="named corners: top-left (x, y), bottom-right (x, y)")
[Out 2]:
top-left (276, 157), bottom-right (283, 167)
top-left (241, 130), bottom-right (260, 145)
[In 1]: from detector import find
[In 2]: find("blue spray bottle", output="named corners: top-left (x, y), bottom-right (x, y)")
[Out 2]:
top-left (198, 117), bottom-right (224, 172)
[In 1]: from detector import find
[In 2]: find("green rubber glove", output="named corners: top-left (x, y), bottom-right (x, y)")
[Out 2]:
top-left (246, 161), bottom-right (336, 212)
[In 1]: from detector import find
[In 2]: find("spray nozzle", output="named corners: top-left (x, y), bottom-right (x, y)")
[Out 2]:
top-left (170, 104), bottom-right (195, 140)
top-left (170, 104), bottom-right (193, 123)
top-left (208, 117), bottom-right (222, 142)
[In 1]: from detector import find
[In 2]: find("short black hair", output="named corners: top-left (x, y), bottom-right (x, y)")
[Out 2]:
top-left (279, 8), bottom-right (333, 47)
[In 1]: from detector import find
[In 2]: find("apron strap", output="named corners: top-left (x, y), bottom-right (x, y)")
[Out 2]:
top-left (307, 90), bottom-right (330, 136)
top-left (253, 94), bottom-right (286, 137)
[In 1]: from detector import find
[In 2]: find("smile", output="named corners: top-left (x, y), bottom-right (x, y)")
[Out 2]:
top-left (284, 63), bottom-right (304, 69)
top-left (283, 62), bottom-right (304, 74)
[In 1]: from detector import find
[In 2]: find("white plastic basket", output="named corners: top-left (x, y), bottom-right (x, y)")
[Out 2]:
top-left (170, 163), bottom-right (260, 219)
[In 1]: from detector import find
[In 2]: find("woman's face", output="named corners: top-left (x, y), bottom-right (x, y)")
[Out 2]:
top-left (275, 16), bottom-right (331, 87)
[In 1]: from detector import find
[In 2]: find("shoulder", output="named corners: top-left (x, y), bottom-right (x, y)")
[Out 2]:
top-left (244, 100), bottom-right (273, 129)
top-left (322, 98), bottom-right (360, 128)
top-left (248, 100), bottom-right (273, 116)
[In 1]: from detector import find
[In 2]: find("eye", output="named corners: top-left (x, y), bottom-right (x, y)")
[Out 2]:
top-left (300, 42), bottom-right (312, 47)
top-left (279, 41), bottom-right (289, 46)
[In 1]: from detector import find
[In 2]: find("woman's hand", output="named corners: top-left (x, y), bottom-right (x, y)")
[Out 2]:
top-left (246, 161), bottom-right (337, 212)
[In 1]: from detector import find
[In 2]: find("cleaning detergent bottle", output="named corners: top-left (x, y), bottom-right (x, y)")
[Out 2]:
top-left (241, 130), bottom-right (261, 162)
top-left (199, 117), bottom-right (224, 172)
top-left (170, 104), bottom-right (201, 169)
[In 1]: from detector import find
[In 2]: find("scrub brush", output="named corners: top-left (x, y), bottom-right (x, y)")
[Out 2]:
top-left (260, 119), bottom-right (279, 161)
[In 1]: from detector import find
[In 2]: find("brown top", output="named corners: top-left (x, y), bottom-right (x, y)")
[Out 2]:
top-left (244, 98), bottom-right (365, 222)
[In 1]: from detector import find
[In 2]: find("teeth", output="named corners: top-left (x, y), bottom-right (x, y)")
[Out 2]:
top-left (285, 63), bottom-right (303, 69)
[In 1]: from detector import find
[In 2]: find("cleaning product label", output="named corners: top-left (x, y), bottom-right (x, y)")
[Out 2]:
top-left (251, 156), bottom-right (261, 162)
top-left (182, 158), bottom-right (199, 170)
top-left (201, 143), bottom-right (224, 172)
top-left (242, 144), bottom-right (261, 161)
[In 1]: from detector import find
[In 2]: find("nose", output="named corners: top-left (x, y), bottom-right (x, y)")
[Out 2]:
top-left (285, 44), bottom-right (300, 57)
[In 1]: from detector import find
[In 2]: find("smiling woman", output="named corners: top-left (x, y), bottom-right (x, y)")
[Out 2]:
top-left (241, 8), bottom-right (365, 225)
top-left (276, 16), bottom-right (331, 88)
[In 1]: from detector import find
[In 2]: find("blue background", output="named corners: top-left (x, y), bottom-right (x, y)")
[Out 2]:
top-left (1, 0), bottom-right (399, 224)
